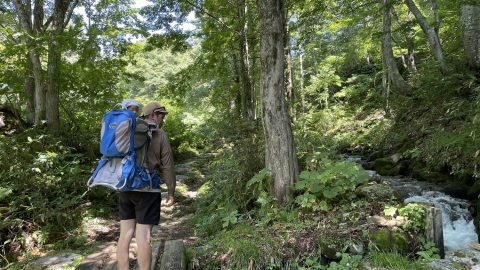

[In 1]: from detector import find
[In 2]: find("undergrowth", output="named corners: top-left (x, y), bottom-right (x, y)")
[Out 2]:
top-left (0, 127), bottom-right (116, 267)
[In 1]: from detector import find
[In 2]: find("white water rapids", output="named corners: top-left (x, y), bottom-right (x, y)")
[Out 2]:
top-left (346, 155), bottom-right (479, 251)
top-left (405, 191), bottom-right (478, 251)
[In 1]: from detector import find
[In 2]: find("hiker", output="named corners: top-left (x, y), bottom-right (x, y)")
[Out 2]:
top-left (116, 101), bottom-right (176, 270)
top-left (121, 99), bottom-right (143, 116)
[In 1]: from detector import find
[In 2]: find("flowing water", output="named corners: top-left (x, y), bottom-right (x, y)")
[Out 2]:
top-left (345, 155), bottom-right (478, 251)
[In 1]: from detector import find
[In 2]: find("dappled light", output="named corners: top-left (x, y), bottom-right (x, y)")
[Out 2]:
top-left (1, 0), bottom-right (480, 269)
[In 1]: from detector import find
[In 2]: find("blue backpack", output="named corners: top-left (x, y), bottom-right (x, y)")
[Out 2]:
top-left (87, 109), bottom-right (162, 192)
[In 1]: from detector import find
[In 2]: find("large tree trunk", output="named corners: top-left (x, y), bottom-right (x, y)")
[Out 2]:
top-left (237, 0), bottom-right (255, 120)
top-left (460, 4), bottom-right (480, 70)
top-left (257, 0), bottom-right (299, 205)
top-left (404, 0), bottom-right (448, 74)
top-left (382, 0), bottom-right (412, 95)
top-left (46, 0), bottom-right (71, 131)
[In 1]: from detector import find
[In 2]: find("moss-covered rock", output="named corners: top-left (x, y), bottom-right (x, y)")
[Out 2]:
top-left (356, 182), bottom-right (403, 201)
top-left (420, 171), bottom-right (452, 184)
top-left (319, 240), bottom-right (343, 260)
top-left (467, 181), bottom-right (480, 200)
top-left (441, 182), bottom-right (471, 199)
top-left (370, 228), bottom-right (409, 253)
top-left (397, 160), bottom-right (410, 175)
top-left (372, 157), bottom-right (399, 176)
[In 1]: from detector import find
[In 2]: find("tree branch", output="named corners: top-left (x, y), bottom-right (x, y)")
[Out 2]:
top-left (64, 0), bottom-right (79, 28)
top-left (182, 0), bottom-right (233, 31)
top-left (431, 0), bottom-right (441, 34)
top-left (43, 15), bottom-right (54, 30)
top-left (12, 0), bottom-right (33, 34)
top-left (33, 0), bottom-right (44, 33)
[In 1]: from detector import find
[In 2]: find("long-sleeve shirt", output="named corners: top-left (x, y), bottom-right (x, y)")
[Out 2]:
top-left (146, 129), bottom-right (176, 196)
top-left (134, 118), bottom-right (176, 196)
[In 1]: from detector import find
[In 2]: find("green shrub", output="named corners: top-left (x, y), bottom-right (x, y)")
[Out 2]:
top-left (0, 128), bottom-right (113, 266)
top-left (294, 157), bottom-right (369, 211)
top-left (190, 128), bottom-right (265, 235)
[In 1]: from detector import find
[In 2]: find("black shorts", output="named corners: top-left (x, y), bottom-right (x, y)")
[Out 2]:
top-left (119, 192), bottom-right (161, 225)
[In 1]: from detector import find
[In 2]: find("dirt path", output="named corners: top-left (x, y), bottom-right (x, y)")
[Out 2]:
top-left (30, 154), bottom-right (209, 270)
top-left (75, 154), bottom-right (209, 270)
top-left (153, 156), bottom-right (209, 269)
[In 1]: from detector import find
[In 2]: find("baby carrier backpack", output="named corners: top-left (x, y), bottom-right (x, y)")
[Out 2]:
top-left (87, 109), bottom-right (161, 192)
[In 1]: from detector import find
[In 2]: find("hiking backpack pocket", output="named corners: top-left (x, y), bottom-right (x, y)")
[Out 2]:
top-left (87, 156), bottom-right (136, 191)
top-left (87, 157), bottom-right (162, 191)
top-left (100, 110), bottom-right (136, 157)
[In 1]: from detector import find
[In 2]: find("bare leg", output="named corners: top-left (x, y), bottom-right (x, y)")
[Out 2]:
top-left (117, 219), bottom-right (136, 270)
top-left (135, 224), bottom-right (153, 270)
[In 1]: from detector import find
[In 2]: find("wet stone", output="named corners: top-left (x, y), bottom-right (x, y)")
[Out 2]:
top-left (430, 247), bottom-right (480, 270)
top-left (356, 182), bottom-right (402, 201)
top-left (30, 252), bottom-right (82, 270)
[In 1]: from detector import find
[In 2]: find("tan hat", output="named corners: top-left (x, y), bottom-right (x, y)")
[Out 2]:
top-left (143, 102), bottom-right (168, 116)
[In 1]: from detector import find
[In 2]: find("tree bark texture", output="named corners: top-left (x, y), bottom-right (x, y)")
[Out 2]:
top-left (404, 0), bottom-right (448, 74)
top-left (382, 0), bottom-right (412, 94)
top-left (46, 0), bottom-right (71, 131)
top-left (285, 16), bottom-right (295, 120)
top-left (461, 4), bottom-right (480, 69)
top-left (257, 0), bottom-right (299, 205)
top-left (237, 0), bottom-right (255, 120)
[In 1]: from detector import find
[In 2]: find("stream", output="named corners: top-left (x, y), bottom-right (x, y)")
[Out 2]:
top-left (345, 155), bottom-right (478, 251)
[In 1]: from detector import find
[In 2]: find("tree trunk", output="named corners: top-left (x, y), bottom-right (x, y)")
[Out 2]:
top-left (285, 14), bottom-right (295, 120)
top-left (382, 0), bottom-right (412, 94)
top-left (460, 4), bottom-right (480, 69)
top-left (237, 0), bottom-right (255, 120)
top-left (251, 44), bottom-right (258, 120)
top-left (407, 33), bottom-right (417, 71)
top-left (24, 55), bottom-right (35, 126)
top-left (30, 52), bottom-right (46, 125)
top-left (405, 0), bottom-right (448, 74)
top-left (257, 0), bottom-right (299, 205)
top-left (13, 0), bottom-right (46, 125)
top-left (46, 0), bottom-right (70, 131)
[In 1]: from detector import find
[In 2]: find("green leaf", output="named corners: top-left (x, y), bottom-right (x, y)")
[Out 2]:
top-left (323, 189), bottom-right (338, 199)
top-left (246, 168), bottom-right (269, 188)
top-left (294, 180), bottom-right (308, 190)
top-left (384, 206), bottom-right (398, 217)
top-left (0, 188), bottom-right (13, 201)
top-left (310, 182), bottom-right (323, 193)
top-left (299, 170), bottom-right (313, 181)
